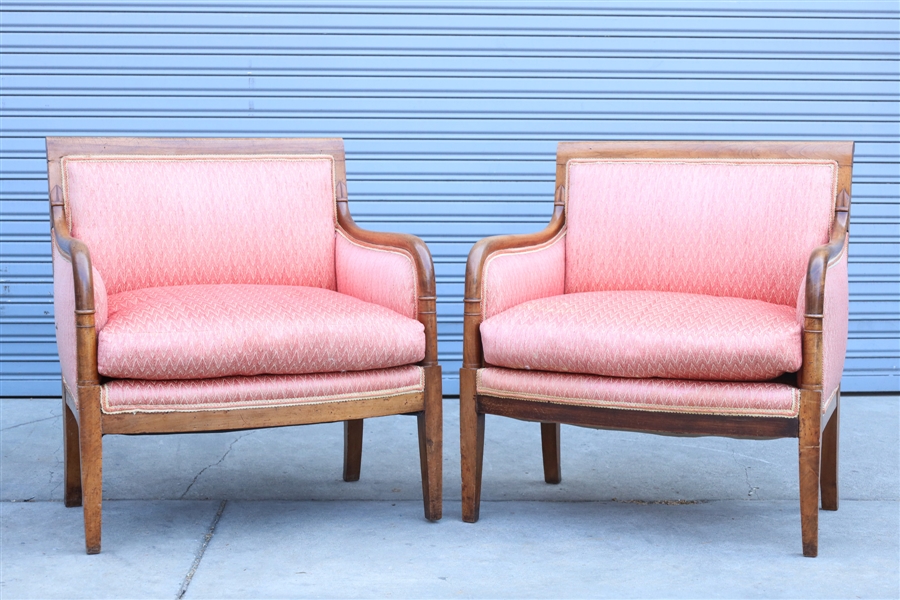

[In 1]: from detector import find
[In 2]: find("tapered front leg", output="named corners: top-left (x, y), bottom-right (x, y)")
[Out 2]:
top-left (78, 386), bottom-right (103, 554)
top-left (417, 365), bottom-right (443, 521)
top-left (799, 441), bottom-right (821, 557)
top-left (540, 422), bottom-right (561, 484)
top-left (798, 387), bottom-right (822, 558)
top-left (62, 384), bottom-right (82, 507)
top-left (343, 419), bottom-right (364, 482)
top-left (460, 367), bottom-right (485, 523)
top-left (820, 392), bottom-right (840, 511)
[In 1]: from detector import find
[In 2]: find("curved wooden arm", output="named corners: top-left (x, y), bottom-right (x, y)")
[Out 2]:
top-left (50, 185), bottom-right (100, 386)
top-left (334, 180), bottom-right (439, 366)
top-left (462, 185), bottom-right (567, 370)
top-left (804, 189), bottom-right (850, 320)
top-left (800, 188), bottom-right (850, 394)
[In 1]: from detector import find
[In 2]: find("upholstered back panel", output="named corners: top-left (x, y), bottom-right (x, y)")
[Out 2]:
top-left (62, 155), bottom-right (337, 295)
top-left (564, 160), bottom-right (838, 306)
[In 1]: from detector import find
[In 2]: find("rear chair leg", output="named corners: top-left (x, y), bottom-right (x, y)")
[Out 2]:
top-left (460, 367), bottom-right (484, 523)
top-left (820, 392), bottom-right (840, 511)
top-left (540, 422), bottom-right (561, 484)
top-left (343, 419), bottom-right (364, 482)
top-left (62, 384), bottom-right (83, 507)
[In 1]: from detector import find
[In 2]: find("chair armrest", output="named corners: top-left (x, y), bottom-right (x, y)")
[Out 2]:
top-left (462, 186), bottom-right (567, 369)
top-left (479, 229), bottom-right (566, 321)
top-left (50, 186), bottom-right (104, 394)
top-left (800, 189), bottom-right (850, 415)
top-left (335, 182), bottom-right (437, 366)
top-left (335, 229), bottom-right (419, 319)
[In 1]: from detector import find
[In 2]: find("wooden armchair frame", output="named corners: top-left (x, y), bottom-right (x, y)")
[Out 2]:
top-left (47, 137), bottom-right (442, 554)
top-left (460, 140), bottom-right (853, 557)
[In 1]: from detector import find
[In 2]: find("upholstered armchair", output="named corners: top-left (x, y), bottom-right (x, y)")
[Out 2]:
top-left (48, 137), bottom-right (442, 554)
top-left (461, 141), bottom-right (853, 557)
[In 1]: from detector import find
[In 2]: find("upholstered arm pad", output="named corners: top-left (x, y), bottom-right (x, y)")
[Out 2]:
top-left (481, 232), bottom-right (566, 320)
top-left (52, 231), bottom-right (107, 394)
top-left (820, 239), bottom-right (849, 410)
top-left (335, 230), bottom-right (419, 319)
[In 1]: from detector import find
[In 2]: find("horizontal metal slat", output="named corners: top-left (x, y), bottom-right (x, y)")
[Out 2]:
top-left (3, 10), bottom-right (899, 37)
top-left (4, 96), bottom-right (900, 121)
top-left (1, 116), bottom-right (897, 139)
top-left (3, 0), bottom-right (898, 18)
top-left (3, 55), bottom-right (899, 78)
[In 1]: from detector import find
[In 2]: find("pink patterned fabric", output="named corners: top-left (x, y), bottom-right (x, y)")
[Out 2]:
top-left (52, 237), bottom-right (78, 397)
top-left (101, 365), bottom-right (424, 413)
top-left (477, 367), bottom-right (799, 418)
top-left (481, 290), bottom-right (802, 381)
top-left (62, 155), bottom-right (337, 296)
top-left (52, 235), bottom-right (109, 399)
top-left (98, 284), bottom-right (425, 380)
top-left (822, 238), bottom-right (849, 414)
top-left (565, 160), bottom-right (838, 306)
top-left (482, 232), bottom-right (566, 320)
top-left (93, 266), bottom-right (108, 332)
top-left (335, 230), bottom-right (418, 319)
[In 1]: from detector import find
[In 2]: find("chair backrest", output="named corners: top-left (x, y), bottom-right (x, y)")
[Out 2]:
top-left (51, 139), bottom-right (343, 296)
top-left (561, 143), bottom-right (851, 307)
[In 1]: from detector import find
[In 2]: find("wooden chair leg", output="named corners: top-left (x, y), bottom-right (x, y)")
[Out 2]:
top-left (417, 365), bottom-right (443, 521)
top-left (343, 419), bottom-right (364, 482)
top-left (799, 424), bottom-right (821, 558)
top-left (540, 422), bottom-right (561, 484)
top-left (821, 392), bottom-right (840, 511)
top-left (460, 367), bottom-right (484, 523)
top-left (78, 387), bottom-right (103, 555)
top-left (62, 386), bottom-right (82, 507)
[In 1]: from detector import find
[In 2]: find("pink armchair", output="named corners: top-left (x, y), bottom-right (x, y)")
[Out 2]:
top-left (48, 137), bottom-right (442, 554)
top-left (460, 141), bottom-right (853, 557)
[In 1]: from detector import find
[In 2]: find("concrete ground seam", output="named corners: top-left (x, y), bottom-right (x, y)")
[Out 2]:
top-left (177, 499), bottom-right (227, 600)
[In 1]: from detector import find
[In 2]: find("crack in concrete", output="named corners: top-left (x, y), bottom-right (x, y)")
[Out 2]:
top-left (49, 442), bottom-right (63, 495)
top-left (177, 499), bottom-right (227, 599)
top-left (674, 442), bottom-right (772, 464)
top-left (744, 466), bottom-right (760, 499)
top-left (733, 448), bottom-right (761, 500)
top-left (0, 415), bottom-right (58, 432)
top-left (179, 433), bottom-right (250, 500)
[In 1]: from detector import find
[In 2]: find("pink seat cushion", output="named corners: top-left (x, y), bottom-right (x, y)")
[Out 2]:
top-left (101, 366), bottom-right (424, 414)
top-left (98, 284), bottom-right (425, 380)
top-left (480, 291), bottom-right (802, 381)
top-left (477, 368), bottom-right (799, 418)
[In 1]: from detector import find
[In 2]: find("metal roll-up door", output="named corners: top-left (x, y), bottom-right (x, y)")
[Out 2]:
top-left (1, 1), bottom-right (897, 396)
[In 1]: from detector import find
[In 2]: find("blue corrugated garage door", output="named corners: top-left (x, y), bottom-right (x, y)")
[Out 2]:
top-left (1, 1), bottom-right (898, 396)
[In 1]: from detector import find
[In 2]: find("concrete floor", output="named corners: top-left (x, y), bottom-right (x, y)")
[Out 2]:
top-left (1, 396), bottom-right (898, 598)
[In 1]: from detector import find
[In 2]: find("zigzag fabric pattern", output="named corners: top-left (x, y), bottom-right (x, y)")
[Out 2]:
top-left (335, 230), bottom-right (419, 319)
top-left (565, 159), bottom-right (837, 306)
top-left (51, 237), bottom-right (79, 399)
top-left (62, 155), bottom-right (338, 295)
top-left (481, 290), bottom-right (802, 381)
top-left (481, 232), bottom-right (566, 320)
top-left (98, 284), bottom-right (425, 380)
top-left (477, 367), bottom-right (799, 418)
top-left (822, 239), bottom-right (850, 413)
top-left (101, 365), bottom-right (424, 413)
